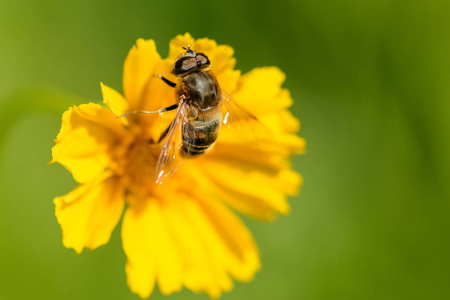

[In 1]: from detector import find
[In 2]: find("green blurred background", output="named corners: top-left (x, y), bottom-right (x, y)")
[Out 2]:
top-left (1, 0), bottom-right (449, 299)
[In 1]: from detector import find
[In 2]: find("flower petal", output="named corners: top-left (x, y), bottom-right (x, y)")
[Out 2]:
top-left (122, 192), bottom-right (260, 298)
top-left (206, 44), bottom-right (240, 93)
top-left (232, 67), bottom-right (293, 115)
top-left (122, 194), bottom-right (183, 298)
top-left (51, 103), bottom-right (128, 183)
top-left (197, 159), bottom-right (302, 221)
top-left (173, 192), bottom-right (260, 297)
top-left (218, 109), bottom-right (306, 156)
top-left (123, 39), bottom-right (162, 109)
top-left (135, 59), bottom-right (179, 138)
top-left (192, 38), bottom-right (240, 93)
top-left (101, 82), bottom-right (129, 117)
top-left (168, 33), bottom-right (195, 59)
top-left (54, 174), bottom-right (125, 254)
top-left (193, 193), bottom-right (261, 277)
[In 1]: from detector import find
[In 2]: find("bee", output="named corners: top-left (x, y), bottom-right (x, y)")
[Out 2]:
top-left (120, 45), bottom-right (262, 184)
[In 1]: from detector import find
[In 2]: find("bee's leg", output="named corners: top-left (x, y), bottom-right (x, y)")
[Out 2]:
top-left (158, 74), bottom-right (176, 88)
top-left (118, 104), bottom-right (178, 118)
top-left (158, 103), bottom-right (178, 113)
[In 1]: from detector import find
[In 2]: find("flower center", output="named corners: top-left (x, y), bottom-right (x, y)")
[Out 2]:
top-left (125, 139), bottom-right (161, 197)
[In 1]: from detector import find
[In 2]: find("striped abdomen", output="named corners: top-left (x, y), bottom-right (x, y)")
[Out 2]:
top-left (181, 115), bottom-right (221, 158)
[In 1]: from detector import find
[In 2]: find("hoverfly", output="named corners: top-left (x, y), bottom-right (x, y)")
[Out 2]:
top-left (119, 45), bottom-right (264, 184)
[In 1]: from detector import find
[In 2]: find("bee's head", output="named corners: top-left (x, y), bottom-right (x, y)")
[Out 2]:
top-left (172, 45), bottom-right (211, 76)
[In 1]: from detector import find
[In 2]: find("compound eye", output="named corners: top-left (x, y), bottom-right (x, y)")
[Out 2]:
top-left (173, 57), bottom-right (197, 75)
top-left (182, 57), bottom-right (197, 70)
top-left (196, 53), bottom-right (210, 66)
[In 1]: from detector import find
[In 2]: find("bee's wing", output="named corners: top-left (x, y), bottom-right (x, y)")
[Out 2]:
top-left (221, 89), bottom-right (270, 141)
top-left (155, 100), bottom-right (188, 184)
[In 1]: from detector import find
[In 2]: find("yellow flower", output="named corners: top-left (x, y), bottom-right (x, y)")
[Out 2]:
top-left (51, 33), bottom-right (305, 298)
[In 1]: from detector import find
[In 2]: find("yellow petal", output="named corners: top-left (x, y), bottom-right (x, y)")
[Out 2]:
top-left (139, 59), bottom-right (177, 112)
top-left (232, 67), bottom-right (293, 115)
top-left (197, 159), bottom-right (302, 221)
top-left (123, 39), bottom-right (162, 110)
top-left (136, 59), bottom-right (178, 137)
top-left (54, 174), bottom-right (125, 254)
top-left (101, 82), bottom-right (129, 117)
top-left (191, 38), bottom-right (240, 91)
top-left (171, 192), bottom-right (260, 297)
top-left (122, 191), bottom-right (260, 298)
top-left (205, 43), bottom-right (240, 93)
top-left (122, 194), bottom-right (183, 298)
top-left (51, 103), bottom-right (128, 183)
top-left (219, 111), bottom-right (305, 159)
top-left (168, 33), bottom-right (195, 60)
top-left (260, 109), bottom-right (301, 134)
top-left (215, 109), bottom-right (305, 174)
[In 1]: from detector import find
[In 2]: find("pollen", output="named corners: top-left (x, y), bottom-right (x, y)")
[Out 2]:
top-left (124, 139), bottom-right (161, 197)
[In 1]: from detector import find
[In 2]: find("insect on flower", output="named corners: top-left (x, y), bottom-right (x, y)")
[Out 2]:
top-left (51, 33), bottom-right (305, 299)
top-left (119, 45), bottom-right (265, 184)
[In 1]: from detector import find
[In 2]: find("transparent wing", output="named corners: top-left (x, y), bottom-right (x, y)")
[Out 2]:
top-left (155, 100), bottom-right (188, 184)
top-left (221, 89), bottom-right (271, 141)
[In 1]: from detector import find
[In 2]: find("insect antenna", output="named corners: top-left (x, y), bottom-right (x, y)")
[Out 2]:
top-left (182, 45), bottom-right (193, 54)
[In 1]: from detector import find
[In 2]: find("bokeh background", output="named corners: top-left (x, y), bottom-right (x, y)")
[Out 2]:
top-left (1, 0), bottom-right (449, 299)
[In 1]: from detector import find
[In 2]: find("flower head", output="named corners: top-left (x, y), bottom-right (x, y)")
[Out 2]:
top-left (51, 33), bottom-right (305, 298)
